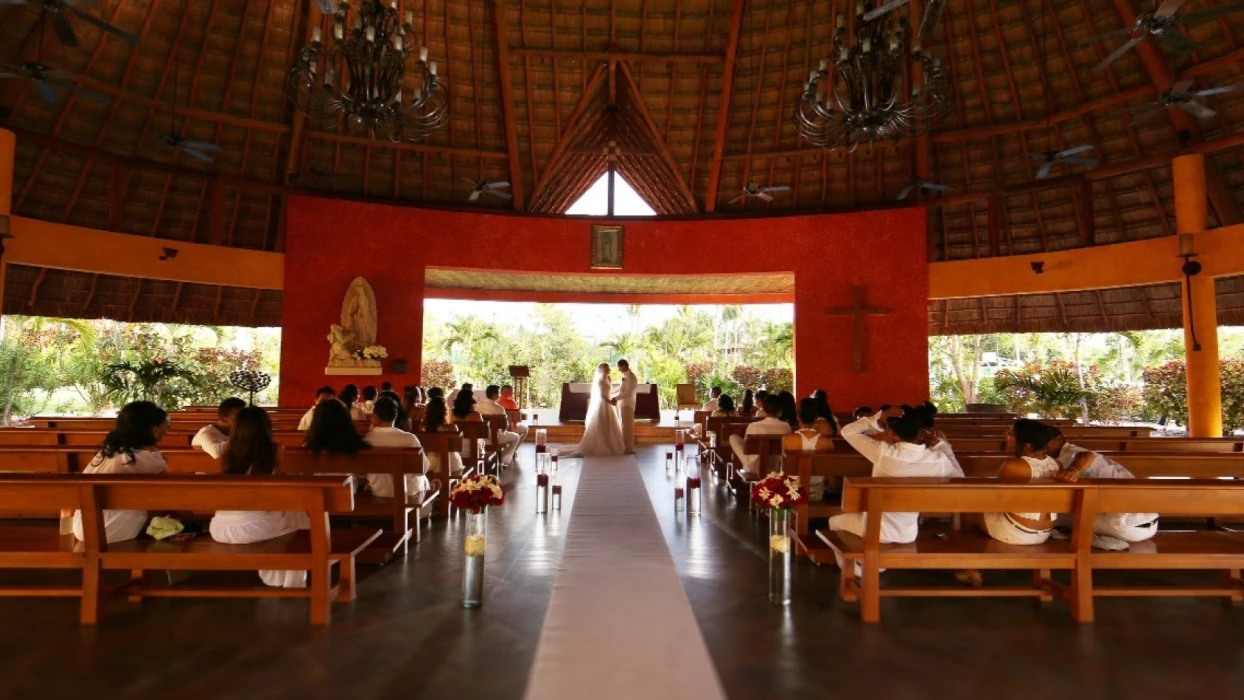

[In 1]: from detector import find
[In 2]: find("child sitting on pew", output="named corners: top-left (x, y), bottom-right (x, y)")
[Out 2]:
top-left (364, 397), bottom-right (430, 498)
top-left (209, 407), bottom-right (310, 589)
top-left (72, 401), bottom-right (171, 543)
top-left (1046, 427), bottom-right (1158, 551)
top-left (829, 406), bottom-right (963, 572)
top-left (298, 385), bottom-right (336, 431)
top-left (191, 397), bottom-right (246, 459)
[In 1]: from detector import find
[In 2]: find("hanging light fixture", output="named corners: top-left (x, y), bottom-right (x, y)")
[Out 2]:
top-left (794, 0), bottom-right (951, 152)
top-left (289, 1), bottom-right (448, 142)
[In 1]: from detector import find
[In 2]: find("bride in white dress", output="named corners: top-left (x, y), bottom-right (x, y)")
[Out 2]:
top-left (561, 363), bottom-right (626, 457)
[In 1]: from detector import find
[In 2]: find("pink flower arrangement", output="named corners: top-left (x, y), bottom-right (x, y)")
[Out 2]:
top-left (749, 472), bottom-right (806, 511)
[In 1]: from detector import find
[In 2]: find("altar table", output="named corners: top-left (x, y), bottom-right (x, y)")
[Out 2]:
top-left (558, 383), bottom-right (661, 422)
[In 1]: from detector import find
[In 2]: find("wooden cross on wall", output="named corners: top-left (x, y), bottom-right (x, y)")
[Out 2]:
top-left (826, 285), bottom-right (893, 372)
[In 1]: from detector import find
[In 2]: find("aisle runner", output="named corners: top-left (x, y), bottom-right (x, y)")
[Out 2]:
top-left (524, 456), bottom-right (727, 700)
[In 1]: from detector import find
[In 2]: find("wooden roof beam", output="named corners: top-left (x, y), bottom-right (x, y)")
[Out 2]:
top-left (511, 48), bottom-right (723, 64)
top-left (616, 63), bottom-right (696, 211)
top-left (529, 64), bottom-right (608, 203)
top-left (491, 0), bottom-right (526, 211)
top-left (703, 0), bottom-right (745, 213)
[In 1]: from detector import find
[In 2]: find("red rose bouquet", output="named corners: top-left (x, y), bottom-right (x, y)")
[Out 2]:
top-left (449, 474), bottom-right (506, 514)
top-left (749, 472), bottom-right (806, 511)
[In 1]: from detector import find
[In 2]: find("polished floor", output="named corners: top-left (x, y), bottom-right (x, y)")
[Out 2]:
top-left (1, 445), bottom-right (1243, 699)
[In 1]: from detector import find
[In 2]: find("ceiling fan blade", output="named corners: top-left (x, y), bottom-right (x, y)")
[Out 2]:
top-left (484, 180), bottom-right (510, 189)
top-left (1178, 1), bottom-right (1244, 25)
top-left (916, 0), bottom-right (947, 48)
top-left (762, 185), bottom-right (791, 193)
top-left (1036, 162), bottom-right (1053, 180)
top-left (727, 194), bottom-right (747, 205)
top-left (862, 0), bottom-right (909, 22)
top-left (468, 190), bottom-right (481, 202)
top-left (921, 182), bottom-right (950, 192)
top-left (756, 192), bottom-right (775, 202)
top-left (35, 81), bottom-right (62, 105)
top-left (179, 147), bottom-right (214, 163)
top-left (180, 141), bottom-right (221, 151)
top-left (487, 190), bottom-right (513, 200)
top-left (63, 83), bottom-right (111, 105)
top-left (1057, 144), bottom-right (1094, 157)
top-left (896, 185), bottom-right (913, 201)
top-left (1155, 0), bottom-right (1188, 17)
top-left (49, 13), bottom-right (80, 47)
top-left (68, 6), bottom-right (141, 45)
top-left (1078, 26), bottom-right (1134, 47)
top-left (0, 73), bottom-right (22, 80)
top-left (1171, 79), bottom-right (1194, 94)
top-left (1094, 36), bottom-right (1142, 71)
top-left (1059, 157), bottom-right (1099, 166)
top-left (1194, 83), bottom-right (1242, 97)
top-left (1178, 101), bottom-right (1218, 120)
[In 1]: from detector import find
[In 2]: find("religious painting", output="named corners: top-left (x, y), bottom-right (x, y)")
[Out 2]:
top-left (591, 225), bottom-right (624, 269)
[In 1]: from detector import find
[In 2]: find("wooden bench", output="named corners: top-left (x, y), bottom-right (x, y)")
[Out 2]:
top-left (734, 434), bottom-right (787, 495)
top-left (81, 473), bottom-right (380, 625)
top-left (412, 432), bottom-right (468, 516)
top-left (784, 451), bottom-right (847, 563)
top-left (818, 477), bottom-right (1084, 623)
top-left (0, 477), bottom-right (90, 617)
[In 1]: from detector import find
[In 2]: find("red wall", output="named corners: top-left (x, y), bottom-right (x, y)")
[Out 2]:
top-left (281, 195), bottom-right (929, 410)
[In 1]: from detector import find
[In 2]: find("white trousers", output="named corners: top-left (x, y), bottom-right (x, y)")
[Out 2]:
top-left (620, 405), bottom-right (636, 453)
top-left (497, 430), bottom-right (521, 465)
top-left (1095, 514), bottom-right (1158, 543)
top-left (210, 511), bottom-right (311, 588)
top-left (983, 512), bottom-right (1051, 546)
top-left (72, 508), bottom-right (147, 543)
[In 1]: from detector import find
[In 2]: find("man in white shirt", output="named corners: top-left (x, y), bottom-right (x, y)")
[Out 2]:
top-left (364, 397), bottom-right (431, 498)
top-left (829, 406), bottom-right (963, 550)
top-left (476, 384), bottom-right (526, 467)
top-left (298, 386), bottom-right (336, 431)
top-left (360, 385), bottom-right (378, 415)
top-left (192, 397), bottom-right (247, 459)
top-left (612, 359), bottom-right (639, 454)
top-left (1047, 428), bottom-right (1158, 549)
top-left (730, 395), bottom-right (792, 475)
top-left (702, 386), bottom-right (722, 413)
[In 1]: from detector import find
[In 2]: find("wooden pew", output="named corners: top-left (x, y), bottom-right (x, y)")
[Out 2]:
top-left (736, 434), bottom-right (787, 494)
top-left (0, 477), bottom-right (90, 618)
top-left (704, 417), bottom-right (754, 479)
top-left (79, 473), bottom-right (380, 625)
top-left (797, 450), bottom-right (1244, 481)
top-left (482, 415), bottom-right (510, 473)
top-left (819, 477), bottom-right (1083, 623)
top-left (784, 451), bottom-right (843, 563)
top-left (411, 432), bottom-right (468, 516)
top-left (454, 421), bottom-right (496, 475)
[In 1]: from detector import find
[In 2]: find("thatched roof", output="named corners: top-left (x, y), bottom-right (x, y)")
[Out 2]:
top-left (3, 0), bottom-right (1242, 331)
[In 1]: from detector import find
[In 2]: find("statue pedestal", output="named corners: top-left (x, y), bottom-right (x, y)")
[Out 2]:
top-left (325, 362), bottom-right (382, 376)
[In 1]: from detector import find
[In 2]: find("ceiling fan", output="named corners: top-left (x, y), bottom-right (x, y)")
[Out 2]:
top-left (1031, 144), bottom-right (1098, 180)
top-left (1121, 79), bottom-right (1241, 124)
top-left (464, 179), bottom-right (512, 202)
top-left (157, 132), bottom-right (220, 163)
top-left (1081, 0), bottom-right (1244, 71)
top-left (0, 61), bottom-right (110, 105)
top-left (896, 177), bottom-right (949, 201)
top-left (728, 183), bottom-right (791, 205)
top-left (0, 0), bottom-right (140, 47)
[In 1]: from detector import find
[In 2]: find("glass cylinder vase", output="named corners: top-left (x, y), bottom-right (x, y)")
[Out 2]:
top-left (462, 510), bottom-right (486, 608)
top-left (768, 509), bottom-right (792, 606)
top-left (687, 475), bottom-right (702, 514)
top-left (536, 473), bottom-right (549, 514)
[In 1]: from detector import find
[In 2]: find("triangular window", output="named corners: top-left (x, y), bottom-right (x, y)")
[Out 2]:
top-left (565, 172), bottom-right (656, 216)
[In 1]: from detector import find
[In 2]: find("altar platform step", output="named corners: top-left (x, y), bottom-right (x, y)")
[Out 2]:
top-left (520, 409), bottom-right (694, 445)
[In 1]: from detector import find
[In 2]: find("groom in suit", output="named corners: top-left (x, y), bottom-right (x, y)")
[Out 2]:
top-left (611, 360), bottom-right (639, 455)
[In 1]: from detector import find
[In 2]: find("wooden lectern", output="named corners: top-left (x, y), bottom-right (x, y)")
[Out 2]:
top-left (509, 365), bottom-right (530, 409)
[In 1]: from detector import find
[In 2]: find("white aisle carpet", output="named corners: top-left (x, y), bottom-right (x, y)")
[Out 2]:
top-left (523, 456), bottom-right (727, 700)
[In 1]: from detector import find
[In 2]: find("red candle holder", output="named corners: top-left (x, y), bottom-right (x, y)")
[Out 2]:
top-left (536, 444), bottom-right (548, 454)
top-left (537, 473), bottom-right (549, 487)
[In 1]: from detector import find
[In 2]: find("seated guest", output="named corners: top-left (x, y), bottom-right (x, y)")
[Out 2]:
top-left (981, 420), bottom-right (1067, 546)
top-left (475, 385), bottom-right (525, 468)
top-left (376, 390), bottom-right (411, 432)
top-left (298, 386), bottom-right (336, 430)
top-left (209, 407), bottom-right (308, 589)
top-left (423, 389), bottom-right (465, 477)
top-left (740, 389), bottom-right (755, 416)
top-left (853, 406), bottom-right (873, 420)
top-left (360, 385), bottom-right (378, 415)
top-left (828, 406), bottom-right (962, 568)
top-left (380, 381), bottom-right (393, 393)
top-left (404, 385), bottom-right (423, 408)
top-left (72, 401), bottom-right (170, 543)
top-left (712, 394), bottom-right (738, 418)
top-left (811, 389), bottom-right (839, 436)
top-left (783, 398), bottom-right (835, 453)
top-left (777, 391), bottom-right (799, 431)
top-left (730, 395), bottom-right (793, 475)
top-left (192, 396), bottom-right (247, 459)
top-left (1047, 427), bottom-right (1156, 550)
top-left (364, 397), bottom-right (431, 498)
top-left (497, 384), bottom-right (520, 411)
top-left (340, 384), bottom-right (365, 421)
top-left (754, 390), bottom-right (770, 418)
top-left (451, 383), bottom-right (486, 464)
top-left (702, 386), bottom-right (723, 413)
top-left (304, 398), bottom-right (369, 456)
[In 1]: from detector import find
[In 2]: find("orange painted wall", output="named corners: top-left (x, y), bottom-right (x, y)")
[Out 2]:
top-left (280, 195), bottom-right (930, 409)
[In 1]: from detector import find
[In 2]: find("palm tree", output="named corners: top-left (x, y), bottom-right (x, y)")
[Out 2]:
top-left (440, 315), bottom-right (500, 363)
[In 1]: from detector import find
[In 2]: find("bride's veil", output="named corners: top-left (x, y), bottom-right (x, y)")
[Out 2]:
top-left (582, 365), bottom-right (607, 433)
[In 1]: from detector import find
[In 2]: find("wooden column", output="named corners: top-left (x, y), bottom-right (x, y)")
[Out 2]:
top-left (0, 128), bottom-right (14, 316)
top-left (1174, 153), bottom-right (1222, 437)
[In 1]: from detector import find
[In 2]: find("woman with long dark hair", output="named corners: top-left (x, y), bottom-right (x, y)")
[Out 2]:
top-left (210, 407), bottom-right (309, 588)
top-left (982, 420), bottom-right (1066, 547)
top-left (339, 383), bottom-right (365, 421)
top-left (304, 399), bottom-right (369, 455)
top-left (422, 388), bottom-right (464, 477)
top-left (811, 389), bottom-right (839, 436)
top-left (740, 389), bottom-right (755, 416)
top-left (72, 401), bottom-right (170, 543)
top-left (450, 383), bottom-right (485, 463)
top-left (777, 391), bottom-right (799, 431)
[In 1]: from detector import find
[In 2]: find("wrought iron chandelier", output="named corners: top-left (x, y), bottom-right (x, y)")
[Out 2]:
top-left (794, 0), bottom-right (951, 152)
top-left (289, 1), bottom-right (448, 142)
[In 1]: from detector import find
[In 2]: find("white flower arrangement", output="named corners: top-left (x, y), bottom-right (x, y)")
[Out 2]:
top-left (354, 345), bottom-right (388, 361)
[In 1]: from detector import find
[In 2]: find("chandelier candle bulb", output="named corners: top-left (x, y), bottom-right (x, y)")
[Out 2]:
top-left (429, 61), bottom-right (437, 76)
top-left (837, 13), bottom-right (845, 27)
top-left (365, 26), bottom-right (375, 42)
top-left (420, 46), bottom-right (428, 61)
top-left (404, 9), bottom-right (414, 24)
top-left (312, 26), bottom-right (321, 43)
top-left (393, 35), bottom-right (402, 50)
top-left (333, 22), bottom-right (343, 39)
top-left (819, 58), bottom-right (828, 71)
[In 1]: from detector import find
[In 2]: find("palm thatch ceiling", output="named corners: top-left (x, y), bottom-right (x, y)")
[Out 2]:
top-left (2, 0), bottom-right (1243, 333)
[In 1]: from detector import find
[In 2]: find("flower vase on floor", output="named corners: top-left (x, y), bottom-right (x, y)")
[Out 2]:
top-left (536, 472), bottom-right (549, 514)
top-left (750, 472), bottom-right (807, 607)
top-left (665, 450), bottom-right (675, 474)
top-left (687, 474), bottom-right (702, 514)
top-left (535, 429), bottom-right (549, 473)
top-left (449, 474), bottom-right (506, 609)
